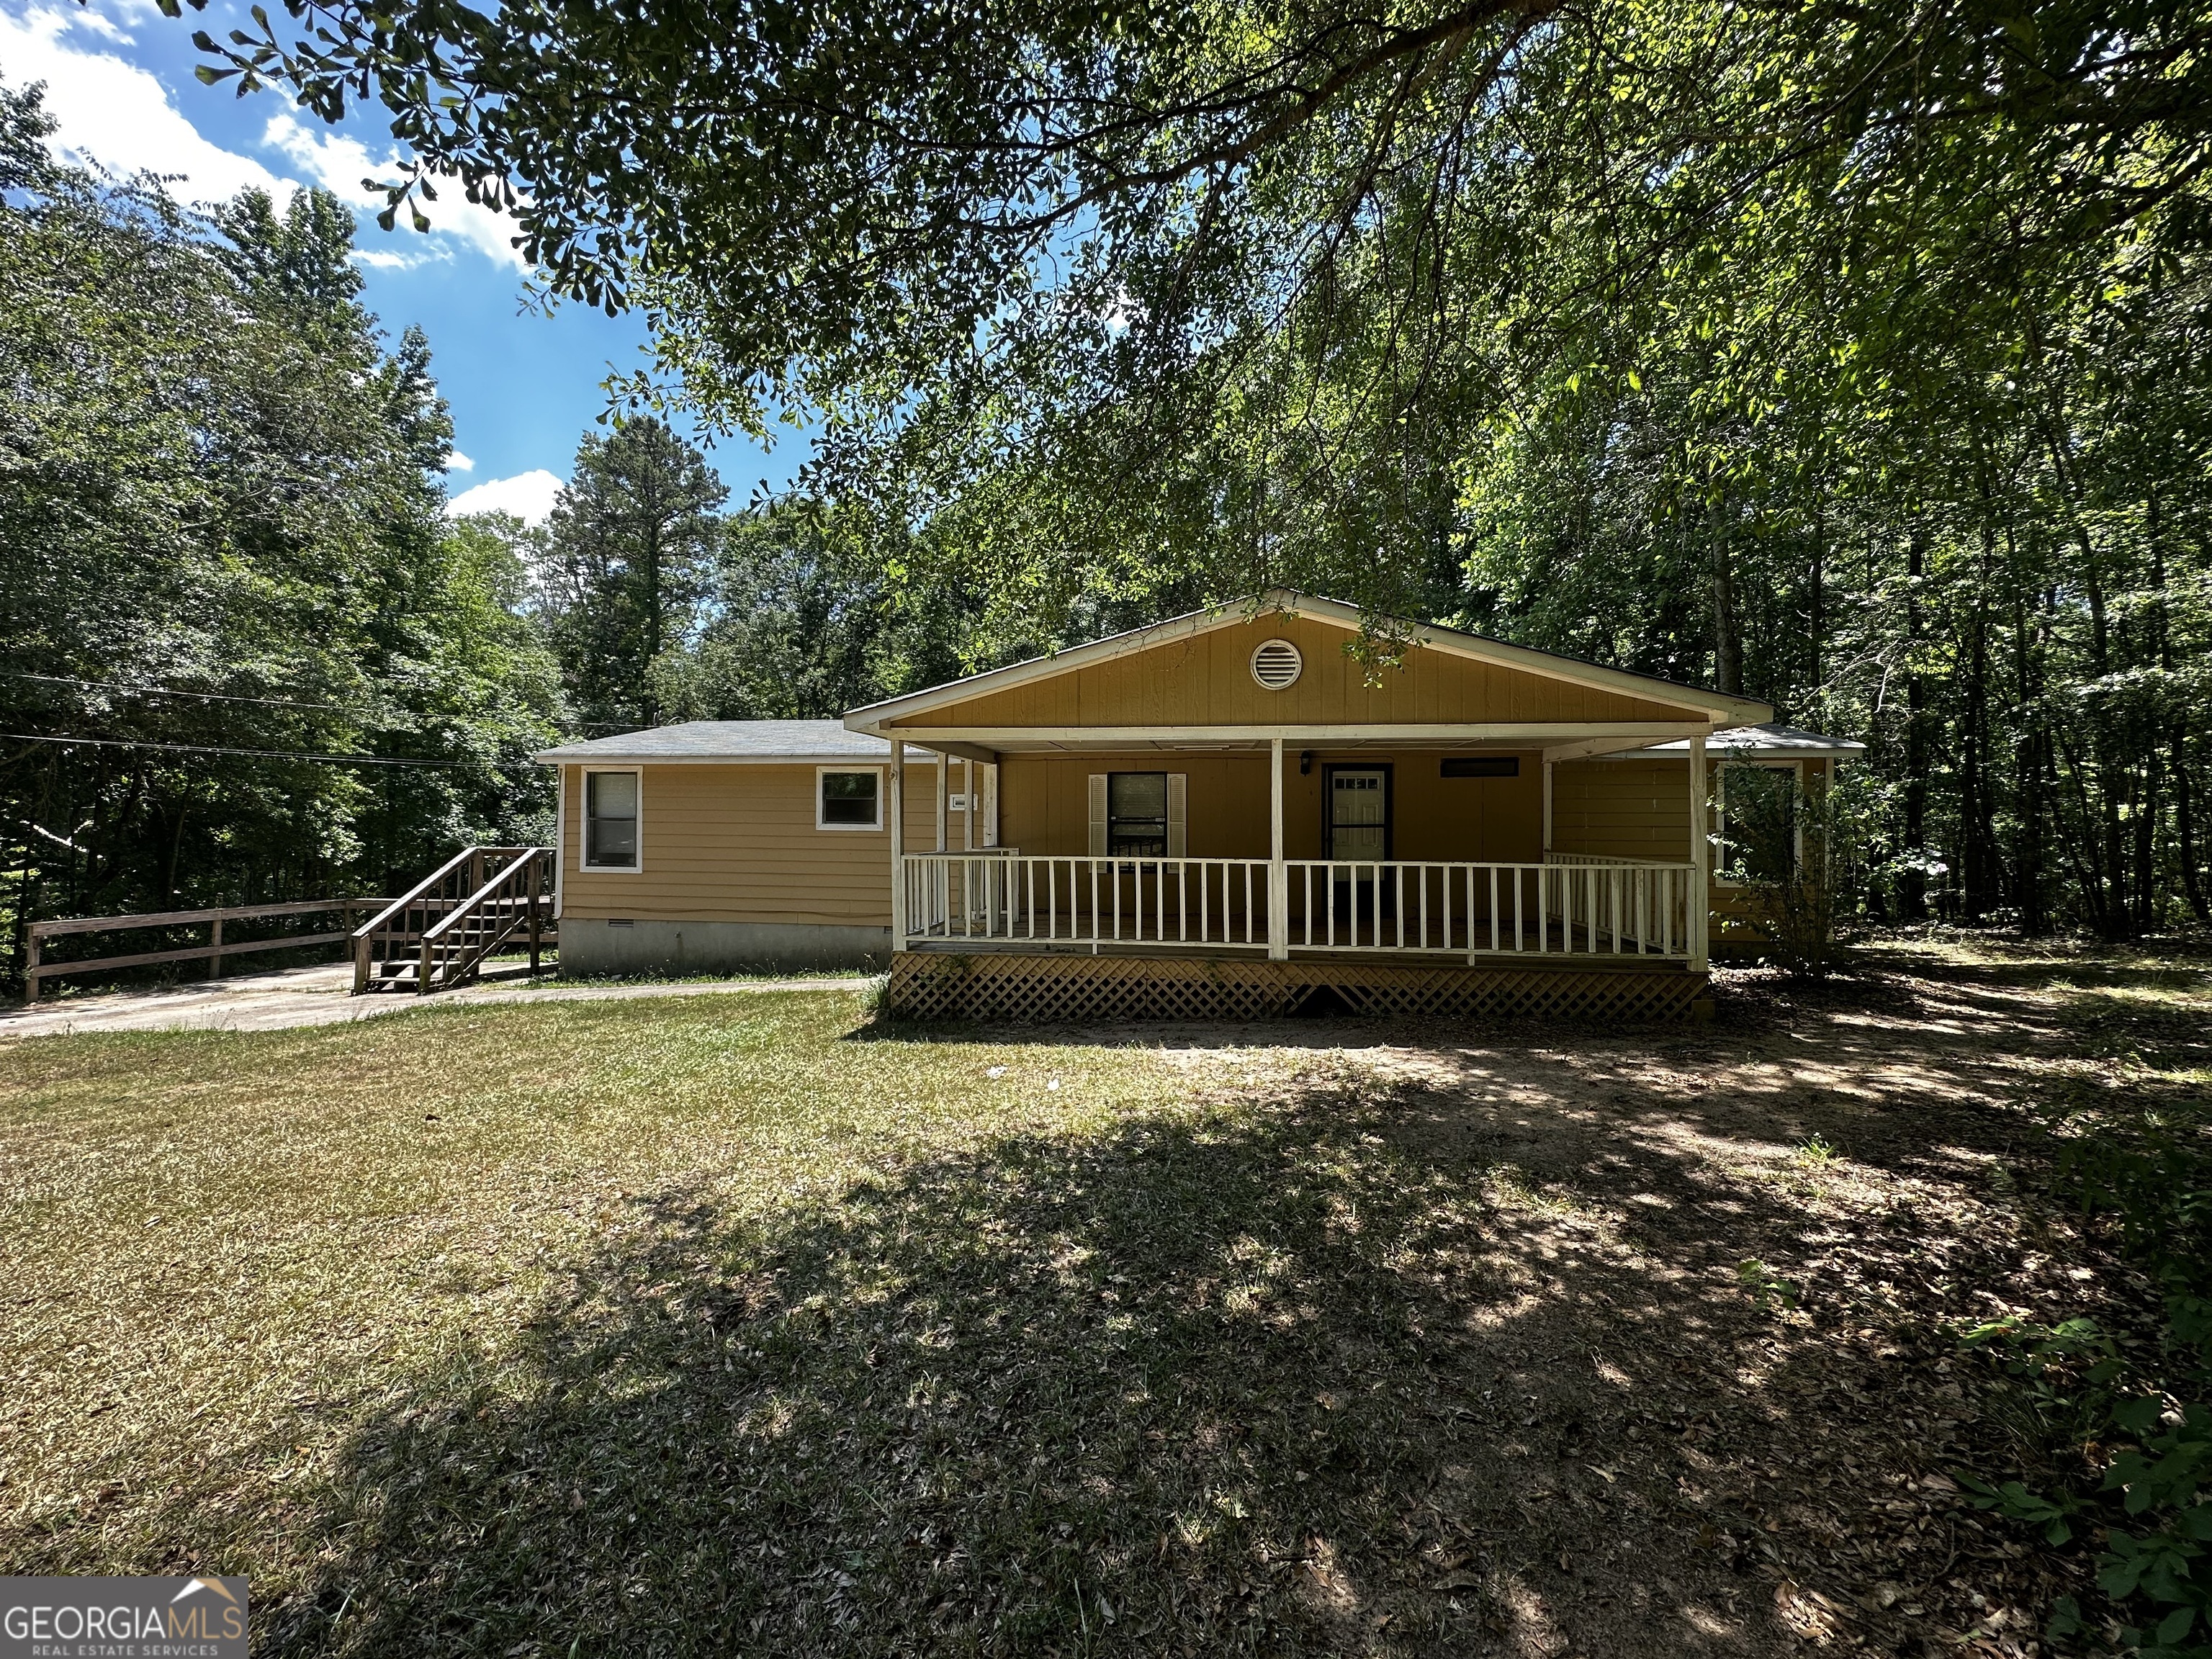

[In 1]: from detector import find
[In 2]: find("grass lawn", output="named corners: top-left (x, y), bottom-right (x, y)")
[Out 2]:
top-left (1, 940), bottom-right (2206, 1655)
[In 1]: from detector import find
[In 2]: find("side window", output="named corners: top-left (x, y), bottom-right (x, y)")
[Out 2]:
top-left (584, 770), bottom-right (639, 871)
top-left (819, 768), bottom-right (883, 830)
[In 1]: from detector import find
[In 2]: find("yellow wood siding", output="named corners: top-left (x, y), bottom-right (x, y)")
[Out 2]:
top-left (891, 613), bottom-right (1701, 730)
top-left (1550, 758), bottom-right (1695, 862)
top-left (999, 750), bottom-right (1544, 863)
top-left (559, 763), bottom-right (930, 925)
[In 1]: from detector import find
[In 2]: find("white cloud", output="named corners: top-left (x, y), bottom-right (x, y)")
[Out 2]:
top-left (0, 4), bottom-right (288, 202)
top-left (446, 449), bottom-right (476, 472)
top-left (0, 8), bottom-right (529, 267)
top-left (264, 112), bottom-right (526, 271)
top-left (447, 469), bottom-right (563, 525)
top-left (64, 7), bottom-right (131, 44)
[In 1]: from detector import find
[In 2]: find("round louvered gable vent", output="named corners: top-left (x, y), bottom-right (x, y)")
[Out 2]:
top-left (1250, 638), bottom-right (1303, 690)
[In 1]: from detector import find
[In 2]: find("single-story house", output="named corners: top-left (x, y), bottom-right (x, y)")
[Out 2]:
top-left (534, 591), bottom-right (1858, 1017)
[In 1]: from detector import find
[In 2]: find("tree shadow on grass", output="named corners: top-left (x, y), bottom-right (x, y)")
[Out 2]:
top-left (241, 1038), bottom-right (2083, 1658)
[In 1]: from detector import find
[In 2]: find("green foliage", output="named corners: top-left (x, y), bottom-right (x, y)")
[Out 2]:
top-left (1794, 1136), bottom-right (1838, 1169)
top-left (648, 498), bottom-right (977, 722)
top-left (1736, 1257), bottom-right (1799, 1312)
top-left (0, 75), bottom-right (562, 979)
top-left (1958, 1115), bottom-right (2212, 1651)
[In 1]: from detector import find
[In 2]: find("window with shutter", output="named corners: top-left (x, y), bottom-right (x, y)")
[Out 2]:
top-left (1106, 773), bottom-right (1168, 855)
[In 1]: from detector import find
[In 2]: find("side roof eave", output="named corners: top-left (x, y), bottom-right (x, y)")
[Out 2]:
top-left (842, 588), bottom-right (1773, 732)
top-left (1614, 724), bottom-right (1866, 760)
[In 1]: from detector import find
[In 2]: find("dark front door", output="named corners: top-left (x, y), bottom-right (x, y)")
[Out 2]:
top-left (1323, 765), bottom-right (1393, 932)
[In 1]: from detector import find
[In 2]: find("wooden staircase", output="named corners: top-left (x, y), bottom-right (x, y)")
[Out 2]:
top-left (352, 846), bottom-right (556, 994)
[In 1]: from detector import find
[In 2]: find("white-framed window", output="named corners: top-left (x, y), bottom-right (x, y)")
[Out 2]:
top-left (817, 765), bottom-right (884, 830)
top-left (1087, 772), bottom-right (1187, 860)
top-left (582, 767), bottom-right (642, 872)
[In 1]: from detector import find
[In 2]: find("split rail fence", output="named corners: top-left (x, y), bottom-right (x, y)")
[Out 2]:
top-left (23, 898), bottom-right (382, 998)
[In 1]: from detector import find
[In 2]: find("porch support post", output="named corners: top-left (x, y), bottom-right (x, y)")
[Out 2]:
top-left (935, 751), bottom-right (947, 852)
top-left (1689, 731), bottom-right (1709, 971)
top-left (964, 757), bottom-right (975, 851)
top-left (890, 743), bottom-right (907, 952)
top-left (1542, 760), bottom-right (1554, 855)
top-left (1268, 737), bottom-right (1288, 961)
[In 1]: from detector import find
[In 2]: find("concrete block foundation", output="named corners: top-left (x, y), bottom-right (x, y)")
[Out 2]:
top-left (559, 918), bottom-right (891, 977)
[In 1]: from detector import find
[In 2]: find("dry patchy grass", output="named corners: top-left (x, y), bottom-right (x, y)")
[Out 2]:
top-left (1, 943), bottom-right (2206, 1656)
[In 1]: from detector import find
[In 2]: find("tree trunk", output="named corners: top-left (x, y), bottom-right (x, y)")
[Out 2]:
top-left (1712, 495), bottom-right (1743, 696)
top-left (162, 802), bottom-right (188, 910)
top-left (2175, 736), bottom-right (2211, 925)
top-left (1899, 523), bottom-right (1930, 922)
top-left (2141, 482), bottom-right (2208, 925)
top-left (2011, 580), bottom-right (2046, 933)
top-left (1807, 480), bottom-right (1825, 715)
top-left (2133, 757), bottom-right (2159, 935)
top-left (642, 517), bottom-right (664, 729)
top-left (1961, 519), bottom-right (1996, 922)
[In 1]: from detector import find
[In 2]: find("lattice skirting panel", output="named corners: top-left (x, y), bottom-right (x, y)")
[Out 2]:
top-left (886, 951), bottom-right (1709, 1025)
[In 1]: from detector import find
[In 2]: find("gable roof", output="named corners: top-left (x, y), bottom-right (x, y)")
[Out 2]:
top-left (534, 720), bottom-right (906, 765)
top-left (843, 589), bottom-right (1773, 733)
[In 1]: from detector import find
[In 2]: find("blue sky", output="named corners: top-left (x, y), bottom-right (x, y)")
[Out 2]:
top-left (0, 0), bottom-right (807, 521)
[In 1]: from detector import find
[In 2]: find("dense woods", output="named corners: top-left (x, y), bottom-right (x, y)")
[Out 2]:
top-left (0, 81), bottom-right (560, 975)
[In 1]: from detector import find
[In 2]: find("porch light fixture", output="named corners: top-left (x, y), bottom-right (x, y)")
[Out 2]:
top-left (1300, 750), bottom-right (1313, 775)
top-left (1250, 637), bottom-right (1303, 689)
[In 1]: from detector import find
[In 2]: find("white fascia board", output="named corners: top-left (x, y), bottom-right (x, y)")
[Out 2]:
top-left (1541, 735), bottom-right (1668, 763)
top-left (876, 721), bottom-right (1713, 750)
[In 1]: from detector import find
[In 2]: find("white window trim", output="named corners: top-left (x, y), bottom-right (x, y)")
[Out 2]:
top-left (580, 765), bottom-right (644, 874)
top-left (817, 764), bottom-right (886, 832)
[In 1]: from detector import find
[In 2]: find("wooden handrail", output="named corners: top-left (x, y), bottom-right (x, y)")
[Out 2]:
top-left (31, 898), bottom-right (384, 939)
top-left (351, 844), bottom-right (551, 995)
top-left (351, 847), bottom-right (481, 942)
top-left (423, 850), bottom-right (537, 943)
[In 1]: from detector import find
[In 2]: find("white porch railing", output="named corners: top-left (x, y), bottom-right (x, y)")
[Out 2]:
top-left (902, 852), bottom-right (1694, 960)
top-left (1286, 859), bottom-right (1691, 956)
top-left (904, 854), bottom-right (1272, 949)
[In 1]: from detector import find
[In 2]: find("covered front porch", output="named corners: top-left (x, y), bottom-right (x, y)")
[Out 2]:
top-left (885, 731), bottom-right (1714, 972)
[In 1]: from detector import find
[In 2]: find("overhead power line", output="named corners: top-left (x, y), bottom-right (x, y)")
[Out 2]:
top-left (7, 672), bottom-right (352, 714)
top-left (1, 733), bottom-right (464, 768)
